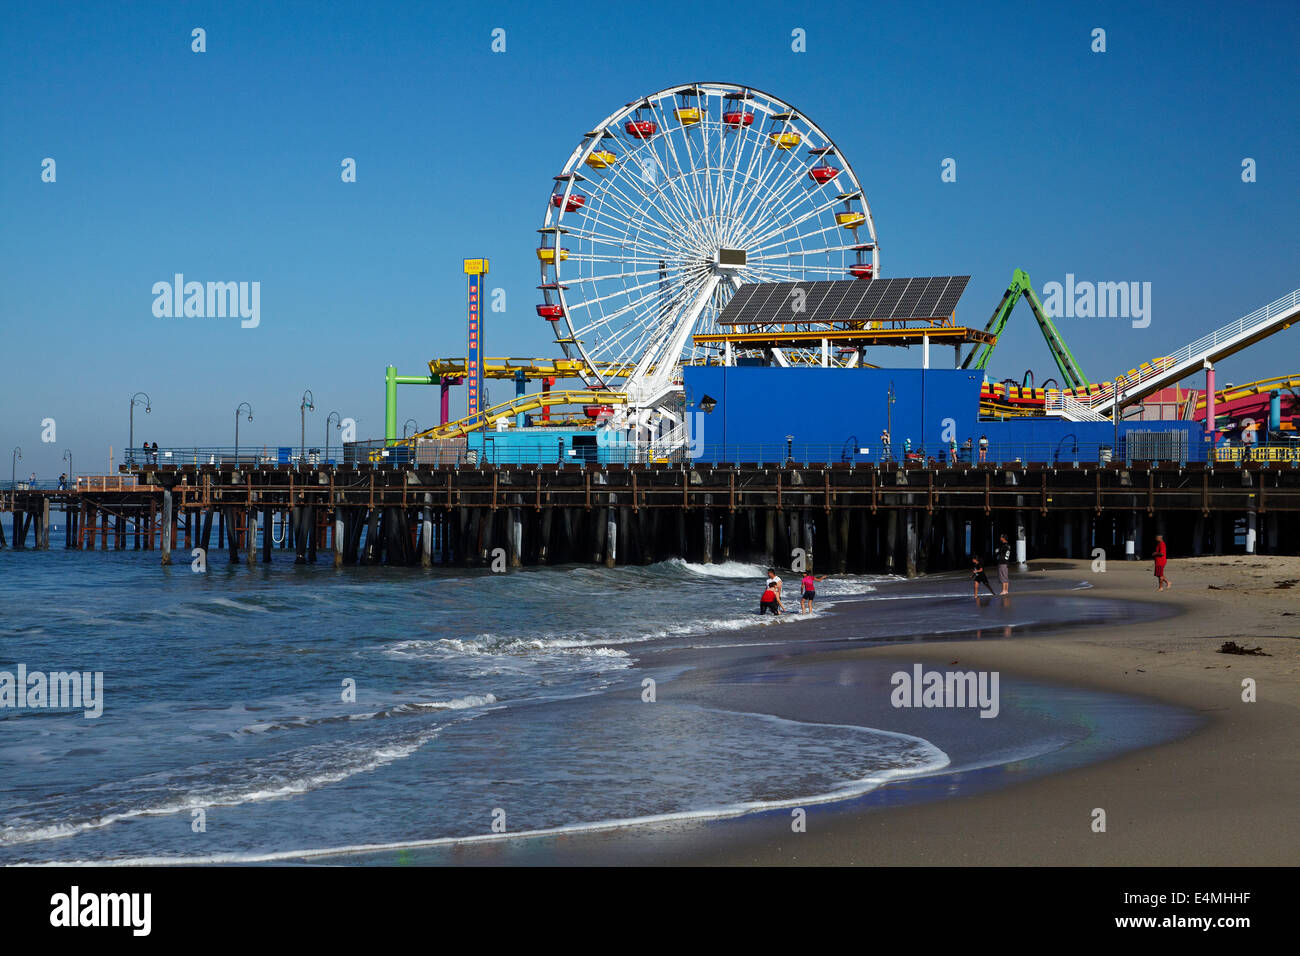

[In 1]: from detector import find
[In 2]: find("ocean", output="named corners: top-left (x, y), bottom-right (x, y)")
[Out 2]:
top-left (0, 549), bottom-right (1194, 864)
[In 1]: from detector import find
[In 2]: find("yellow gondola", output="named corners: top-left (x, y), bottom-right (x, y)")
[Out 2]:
top-left (536, 247), bottom-right (571, 263)
top-left (585, 149), bottom-right (618, 170)
top-left (835, 211), bottom-right (866, 229)
top-left (675, 107), bottom-right (702, 125)
top-left (769, 131), bottom-right (801, 150)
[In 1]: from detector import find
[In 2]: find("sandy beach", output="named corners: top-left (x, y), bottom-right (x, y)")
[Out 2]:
top-left (687, 555), bottom-right (1300, 866)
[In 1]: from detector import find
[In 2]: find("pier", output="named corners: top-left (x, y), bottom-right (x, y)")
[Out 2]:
top-left (3, 458), bottom-right (1297, 573)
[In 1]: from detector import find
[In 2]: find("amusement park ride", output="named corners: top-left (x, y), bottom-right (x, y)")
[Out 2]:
top-left (379, 82), bottom-right (1300, 457)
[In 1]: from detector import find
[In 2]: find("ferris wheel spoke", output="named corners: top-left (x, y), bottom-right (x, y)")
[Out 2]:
top-left (645, 98), bottom-right (713, 236)
top-left (613, 117), bottom-right (714, 249)
top-left (746, 188), bottom-right (863, 252)
top-left (604, 141), bottom-right (707, 249)
top-left (577, 187), bottom-right (687, 254)
top-left (730, 136), bottom-right (811, 243)
top-left (749, 241), bottom-right (868, 262)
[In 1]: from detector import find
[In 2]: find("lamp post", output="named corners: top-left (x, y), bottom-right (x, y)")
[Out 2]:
top-left (11, 447), bottom-right (21, 492)
top-left (128, 392), bottom-right (151, 467)
top-left (63, 449), bottom-right (73, 488)
top-left (325, 411), bottom-right (341, 464)
top-left (299, 390), bottom-right (315, 461)
top-left (234, 403), bottom-right (253, 466)
top-left (403, 418), bottom-right (419, 440)
top-left (886, 381), bottom-right (896, 461)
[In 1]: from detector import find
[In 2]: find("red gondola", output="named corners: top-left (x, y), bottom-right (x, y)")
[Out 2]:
top-left (536, 304), bottom-right (565, 320)
top-left (551, 193), bottom-right (586, 211)
top-left (583, 404), bottom-right (615, 419)
top-left (808, 165), bottom-right (840, 184)
top-left (849, 263), bottom-right (874, 279)
top-left (723, 111), bottom-right (754, 127)
top-left (625, 120), bottom-right (657, 138)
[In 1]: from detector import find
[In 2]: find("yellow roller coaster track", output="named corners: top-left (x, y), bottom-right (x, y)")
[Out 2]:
top-left (1193, 374), bottom-right (1300, 411)
top-left (402, 390), bottom-right (628, 442)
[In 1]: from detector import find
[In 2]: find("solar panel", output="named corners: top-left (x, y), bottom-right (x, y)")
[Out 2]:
top-left (718, 276), bottom-right (971, 326)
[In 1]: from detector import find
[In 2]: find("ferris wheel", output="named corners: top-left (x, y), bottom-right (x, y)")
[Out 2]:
top-left (537, 82), bottom-right (879, 411)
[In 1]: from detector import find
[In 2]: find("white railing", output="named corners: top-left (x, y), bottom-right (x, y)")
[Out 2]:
top-left (1166, 288), bottom-right (1300, 371)
top-left (1045, 394), bottom-right (1108, 421)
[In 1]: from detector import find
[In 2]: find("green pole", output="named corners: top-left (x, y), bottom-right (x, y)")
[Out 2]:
top-left (385, 367), bottom-right (439, 444)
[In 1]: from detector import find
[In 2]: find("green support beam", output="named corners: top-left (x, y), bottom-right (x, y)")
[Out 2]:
top-left (963, 268), bottom-right (1091, 389)
top-left (384, 365), bottom-right (436, 443)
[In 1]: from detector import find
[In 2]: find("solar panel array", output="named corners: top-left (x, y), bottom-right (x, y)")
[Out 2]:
top-left (720, 276), bottom-right (971, 326)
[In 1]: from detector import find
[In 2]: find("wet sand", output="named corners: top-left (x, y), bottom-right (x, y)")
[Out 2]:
top-left (682, 555), bottom-right (1300, 866)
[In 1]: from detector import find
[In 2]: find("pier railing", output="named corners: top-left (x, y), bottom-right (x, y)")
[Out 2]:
top-left (127, 447), bottom-right (342, 469)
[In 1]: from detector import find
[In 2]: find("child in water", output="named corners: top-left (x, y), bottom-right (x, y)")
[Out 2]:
top-left (760, 581), bottom-right (784, 615)
top-left (971, 555), bottom-right (993, 598)
top-left (800, 572), bottom-right (825, 613)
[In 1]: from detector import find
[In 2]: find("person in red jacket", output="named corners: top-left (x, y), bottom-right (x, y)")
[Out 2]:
top-left (1153, 534), bottom-right (1170, 591)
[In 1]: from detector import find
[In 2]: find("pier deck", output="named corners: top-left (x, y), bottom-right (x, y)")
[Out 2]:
top-left (3, 460), bottom-right (1297, 573)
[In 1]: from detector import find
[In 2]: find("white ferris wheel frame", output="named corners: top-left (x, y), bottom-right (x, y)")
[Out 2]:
top-left (539, 81), bottom-right (880, 412)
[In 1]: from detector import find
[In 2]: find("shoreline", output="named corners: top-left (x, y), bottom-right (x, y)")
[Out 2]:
top-left (679, 555), bottom-right (1300, 866)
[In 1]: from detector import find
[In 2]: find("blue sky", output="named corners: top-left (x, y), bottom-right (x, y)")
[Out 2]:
top-left (2, 0), bottom-right (1297, 476)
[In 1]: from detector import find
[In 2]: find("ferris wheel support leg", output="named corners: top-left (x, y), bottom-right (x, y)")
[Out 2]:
top-left (628, 274), bottom-right (722, 405)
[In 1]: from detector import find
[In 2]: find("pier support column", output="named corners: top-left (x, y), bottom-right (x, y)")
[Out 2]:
top-left (1124, 513), bottom-right (1137, 561)
top-left (41, 498), bottom-right (50, 549)
top-left (764, 510), bottom-right (775, 566)
top-left (509, 496), bottom-right (523, 569)
top-left (539, 507), bottom-right (552, 565)
top-left (836, 510), bottom-right (850, 573)
top-left (801, 503), bottom-right (814, 573)
top-left (263, 505), bottom-right (273, 563)
top-left (885, 511), bottom-right (898, 573)
top-left (1015, 506), bottom-right (1027, 568)
top-left (1245, 509), bottom-right (1257, 555)
top-left (246, 509), bottom-right (257, 566)
top-left (702, 495), bottom-right (714, 565)
top-left (422, 494), bottom-right (434, 569)
top-left (723, 511), bottom-right (735, 564)
top-left (604, 494), bottom-right (617, 568)
top-left (905, 501), bottom-right (918, 578)
top-left (161, 490), bottom-right (173, 566)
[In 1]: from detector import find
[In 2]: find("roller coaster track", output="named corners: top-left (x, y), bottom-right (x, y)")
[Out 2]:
top-left (1193, 374), bottom-right (1300, 413)
top-left (403, 390), bottom-right (628, 442)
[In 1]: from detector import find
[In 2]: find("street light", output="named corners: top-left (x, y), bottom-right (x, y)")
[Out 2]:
top-left (886, 381), bottom-right (896, 461)
top-left (403, 418), bottom-right (419, 439)
top-left (11, 447), bottom-right (21, 492)
top-left (325, 411), bottom-right (342, 464)
top-left (128, 392), bottom-right (151, 467)
top-left (63, 449), bottom-right (73, 488)
top-left (299, 390), bottom-right (315, 461)
top-left (234, 402), bottom-right (254, 466)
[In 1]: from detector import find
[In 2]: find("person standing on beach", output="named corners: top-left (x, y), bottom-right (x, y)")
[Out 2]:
top-left (994, 533), bottom-right (1011, 595)
top-left (1153, 535), bottom-right (1170, 591)
top-left (800, 572), bottom-right (825, 613)
top-left (971, 555), bottom-right (993, 598)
